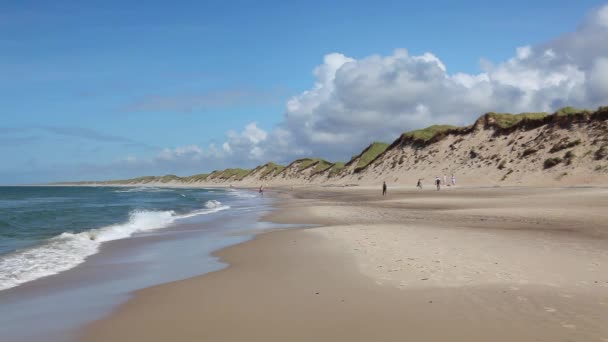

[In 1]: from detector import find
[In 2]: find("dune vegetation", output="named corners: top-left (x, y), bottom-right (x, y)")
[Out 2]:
top-left (354, 142), bottom-right (389, 169)
top-left (259, 163), bottom-right (285, 178)
top-left (62, 106), bottom-right (607, 186)
top-left (209, 168), bottom-right (251, 180)
top-left (328, 162), bottom-right (346, 176)
top-left (485, 112), bottom-right (548, 128)
top-left (402, 125), bottom-right (459, 141)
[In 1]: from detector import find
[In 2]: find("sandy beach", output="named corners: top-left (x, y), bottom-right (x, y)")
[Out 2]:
top-left (81, 186), bottom-right (608, 342)
top-left (6, 2), bottom-right (608, 341)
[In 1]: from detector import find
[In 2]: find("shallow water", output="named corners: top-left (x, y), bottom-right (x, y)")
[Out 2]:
top-left (0, 186), bottom-right (284, 342)
top-left (0, 186), bottom-right (234, 290)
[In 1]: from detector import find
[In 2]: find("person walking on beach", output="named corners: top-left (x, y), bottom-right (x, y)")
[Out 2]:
top-left (435, 176), bottom-right (441, 191)
top-left (259, 185), bottom-right (264, 197)
top-left (382, 181), bottom-right (387, 196)
top-left (416, 178), bottom-right (423, 190)
top-left (451, 174), bottom-right (456, 186)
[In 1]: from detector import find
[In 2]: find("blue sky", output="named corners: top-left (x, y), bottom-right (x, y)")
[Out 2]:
top-left (1, 1), bottom-right (607, 184)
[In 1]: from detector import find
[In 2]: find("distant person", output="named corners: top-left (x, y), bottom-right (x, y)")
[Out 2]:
top-left (259, 185), bottom-right (264, 197)
top-left (382, 181), bottom-right (387, 196)
top-left (451, 174), bottom-right (456, 186)
top-left (416, 178), bottom-right (423, 190)
top-left (435, 176), bottom-right (441, 191)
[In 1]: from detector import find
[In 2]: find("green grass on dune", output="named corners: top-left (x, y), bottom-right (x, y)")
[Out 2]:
top-left (293, 158), bottom-right (320, 171)
top-left (183, 173), bottom-right (209, 182)
top-left (403, 125), bottom-right (459, 141)
top-left (486, 112), bottom-right (548, 128)
top-left (158, 174), bottom-right (180, 183)
top-left (312, 160), bottom-right (333, 173)
top-left (212, 168), bottom-right (251, 180)
top-left (296, 158), bottom-right (318, 171)
top-left (485, 107), bottom-right (589, 128)
top-left (354, 142), bottom-right (389, 169)
top-left (554, 106), bottom-right (589, 116)
top-left (289, 158), bottom-right (334, 173)
top-left (260, 162), bottom-right (285, 178)
top-left (328, 162), bottom-right (345, 176)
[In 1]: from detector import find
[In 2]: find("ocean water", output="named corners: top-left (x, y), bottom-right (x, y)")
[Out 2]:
top-left (0, 186), bottom-right (235, 291)
top-left (0, 185), bottom-right (276, 341)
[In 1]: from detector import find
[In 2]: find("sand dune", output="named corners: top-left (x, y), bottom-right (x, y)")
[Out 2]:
top-left (61, 107), bottom-right (608, 188)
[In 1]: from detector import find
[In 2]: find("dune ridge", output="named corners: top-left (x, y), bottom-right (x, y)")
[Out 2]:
top-left (62, 106), bottom-right (608, 186)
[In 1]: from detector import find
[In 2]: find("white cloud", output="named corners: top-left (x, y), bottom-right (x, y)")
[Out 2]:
top-left (588, 4), bottom-right (608, 28)
top-left (588, 57), bottom-right (608, 100)
top-left (157, 145), bottom-right (204, 161)
top-left (516, 46), bottom-right (532, 60)
top-left (258, 4), bottom-right (608, 161)
top-left (222, 122), bottom-right (269, 160)
top-left (119, 4), bottom-right (608, 173)
top-left (243, 122), bottom-right (268, 144)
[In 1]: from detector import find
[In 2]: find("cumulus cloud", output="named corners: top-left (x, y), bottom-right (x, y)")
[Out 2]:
top-left (588, 57), bottom-right (608, 100)
top-left (239, 4), bottom-right (608, 162)
top-left (118, 4), bottom-right (608, 173)
top-left (129, 123), bottom-right (273, 175)
top-left (157, 145), bottom-right (204, 161)
top-left (222, 122), bottom-right (269, 160)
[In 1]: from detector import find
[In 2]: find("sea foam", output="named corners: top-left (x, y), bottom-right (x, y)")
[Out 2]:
top-left (0, 202), bottom-right (229, 291)
top-left (226, 189), bottom-right (257, 198)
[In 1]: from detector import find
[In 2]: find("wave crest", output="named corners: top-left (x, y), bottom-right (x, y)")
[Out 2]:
top-left (205, 200), bottom-right (222, 209)
top-left (0, 204), bottom-right (229, 291)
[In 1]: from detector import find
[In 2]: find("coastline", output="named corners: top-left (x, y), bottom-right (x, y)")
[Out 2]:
top-left (0, 187), bottom-right (280, 342)
top-left (81, 186), bottom-right (608, 342)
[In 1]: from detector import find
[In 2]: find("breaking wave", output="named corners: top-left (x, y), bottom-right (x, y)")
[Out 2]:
top-left (0, 202), bottom-right (229, 291)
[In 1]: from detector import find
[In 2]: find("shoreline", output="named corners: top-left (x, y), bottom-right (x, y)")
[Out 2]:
top-left (0, 187), bottom-right (280, 342)
top-left (81, 186), bottom-right (608, 341)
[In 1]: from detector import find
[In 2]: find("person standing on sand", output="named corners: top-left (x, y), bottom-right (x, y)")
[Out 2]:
top-left (417, 178), bottom-right (423, 190)
top-left (451, 174), bottom-right (456, 186)
top-left (435, 176), bottom-right (441, 191)
top-left (382, 181), bottom-right (387, 196)
top-left (259, 185), bottom-right (264, 197)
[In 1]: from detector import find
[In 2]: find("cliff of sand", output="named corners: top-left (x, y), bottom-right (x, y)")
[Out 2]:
top-left (62, 106), bottom-right (608, 187)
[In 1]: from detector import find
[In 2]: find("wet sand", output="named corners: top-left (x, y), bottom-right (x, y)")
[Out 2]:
top-left (81, 186), bottom-right (608, 342)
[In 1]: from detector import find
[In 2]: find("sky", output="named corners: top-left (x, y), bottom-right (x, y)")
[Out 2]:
top-left (1, 0), bottom-right (608, 184)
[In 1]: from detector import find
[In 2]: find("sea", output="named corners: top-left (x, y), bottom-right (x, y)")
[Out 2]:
top-left (0, 186), bottom-right (280, 341)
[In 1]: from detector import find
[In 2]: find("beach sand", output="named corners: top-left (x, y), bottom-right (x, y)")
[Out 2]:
top-left (81, 186), bottom-right (608, 342)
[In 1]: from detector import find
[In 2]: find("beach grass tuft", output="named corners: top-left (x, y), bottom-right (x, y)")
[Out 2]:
top-left (403, 125), bottom-right (459, 141)
top-left (355, 142), bottom-right (389, 169)
top-left (486, 112), bottom-right (548, 128)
